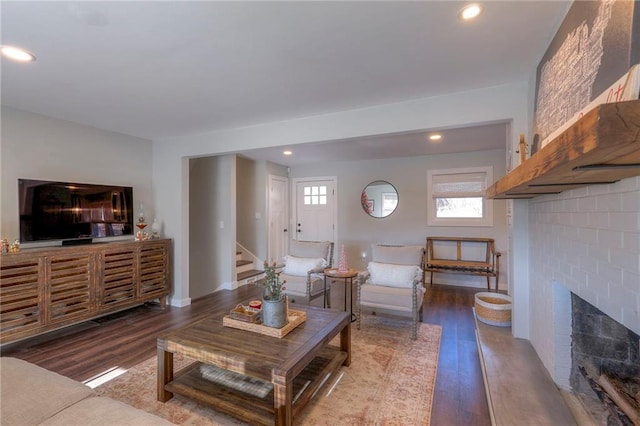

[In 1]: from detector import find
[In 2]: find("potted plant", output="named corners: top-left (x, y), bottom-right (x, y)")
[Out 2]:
top-left (261, 261), bottom-right (288, 328)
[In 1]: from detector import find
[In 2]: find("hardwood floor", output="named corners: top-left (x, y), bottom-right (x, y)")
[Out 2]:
top-left (1, 283), bottom-right (490, 425)
top-left (426, 284), bottom-right (491, 426)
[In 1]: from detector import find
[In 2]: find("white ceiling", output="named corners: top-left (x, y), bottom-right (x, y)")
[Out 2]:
top-left (239, 120), bottom-right (510, 165)
top-left (1, 1), bottom-right (570, 165)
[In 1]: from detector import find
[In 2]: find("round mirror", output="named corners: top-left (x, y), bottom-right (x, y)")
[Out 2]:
top-left (361, 180), bottom-right (398, 218)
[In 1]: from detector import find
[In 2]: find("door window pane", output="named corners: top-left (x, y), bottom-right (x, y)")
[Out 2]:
top-left (303, 186), bottom-right (327, 205)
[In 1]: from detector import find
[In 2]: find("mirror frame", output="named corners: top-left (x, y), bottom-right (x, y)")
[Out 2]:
top-left (361, 180), bottom-right (399, 218)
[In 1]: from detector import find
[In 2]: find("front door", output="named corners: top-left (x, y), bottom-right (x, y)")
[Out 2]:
top-left (293, 177), bottom-right (337, 243)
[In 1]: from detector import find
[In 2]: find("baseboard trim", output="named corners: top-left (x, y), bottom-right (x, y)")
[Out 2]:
top-left (168, 297), bottom-right (191, 307)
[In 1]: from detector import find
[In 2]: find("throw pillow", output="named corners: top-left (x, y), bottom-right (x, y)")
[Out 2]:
top-left (283, 256), bottom-right (327, 277)
top-left (367, 261), bottom-right (420, 288)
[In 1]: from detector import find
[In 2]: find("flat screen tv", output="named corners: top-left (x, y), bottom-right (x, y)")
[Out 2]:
top-left (19, 179), bottom-right (134, 244)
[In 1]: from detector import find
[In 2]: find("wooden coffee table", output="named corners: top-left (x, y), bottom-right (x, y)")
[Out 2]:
top-left (157, 304), bottom-right (351, 426)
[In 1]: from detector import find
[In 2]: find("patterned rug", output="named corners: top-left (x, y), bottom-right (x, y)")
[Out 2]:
top-left (95, 316), bottom-right (441, 425)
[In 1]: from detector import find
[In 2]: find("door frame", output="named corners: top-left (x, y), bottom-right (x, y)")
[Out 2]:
top-left (267, 174), bottom-right (289, 264)
top-left (291, 176), bottom-right (338, 244)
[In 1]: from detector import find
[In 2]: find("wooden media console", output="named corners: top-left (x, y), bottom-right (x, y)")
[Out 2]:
top-left (0, 239), bottom-right (171, 344)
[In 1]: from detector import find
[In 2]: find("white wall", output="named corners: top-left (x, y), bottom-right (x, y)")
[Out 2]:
top-left (290, 149), bottom-right (509, 289)
top-left (236, 156), bottom-right (260, 256)
top-left (237, 159), bottom-right (289, 262)
top-left (189, 155), bottom-right (236, 299)
top-left (152, 82), bottom-right (531, 308)
top-left (1, 106), bottom-right (153, 243)
top-left (528, 177), bottom-right (640, 384)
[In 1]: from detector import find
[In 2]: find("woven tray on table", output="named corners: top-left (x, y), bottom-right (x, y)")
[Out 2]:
top-left (223, 309), bottom-right (306, 338)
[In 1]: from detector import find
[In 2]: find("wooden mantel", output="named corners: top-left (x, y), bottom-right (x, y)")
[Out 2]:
top-left (486, 100), bottom-right (640, 199)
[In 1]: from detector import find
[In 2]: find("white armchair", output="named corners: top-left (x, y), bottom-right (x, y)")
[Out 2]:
top-left (357, 244), bottom-right (425, 339)
top-left (279, 240), bottom-right (334, 306)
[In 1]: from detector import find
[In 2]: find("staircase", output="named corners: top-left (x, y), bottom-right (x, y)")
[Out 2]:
top-left (236, 251), bottom-right (264, 285)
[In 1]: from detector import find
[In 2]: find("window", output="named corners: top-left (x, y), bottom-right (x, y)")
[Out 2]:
top-left (381, 192), bottom-right (398, 216)
top-left (427, 167), bottom-right (493, 227)
top-left (303, 185), bottom-right (327, 205)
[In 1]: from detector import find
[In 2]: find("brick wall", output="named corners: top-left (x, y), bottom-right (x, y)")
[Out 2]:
top-left (528, 176), bottom-right (640, 386)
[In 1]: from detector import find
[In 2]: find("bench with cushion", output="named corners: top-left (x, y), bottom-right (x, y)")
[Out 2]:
top-left (425, 236), bottom-right (501, 291)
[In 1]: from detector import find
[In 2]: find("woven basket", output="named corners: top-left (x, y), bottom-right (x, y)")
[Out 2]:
top-left (475, 292), bottom-right (512, 327)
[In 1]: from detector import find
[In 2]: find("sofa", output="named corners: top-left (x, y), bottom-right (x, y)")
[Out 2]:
top-left (0, 357), bottom-right (173, 426)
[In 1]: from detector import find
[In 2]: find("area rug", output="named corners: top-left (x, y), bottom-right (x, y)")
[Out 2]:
top-left (95, 316), bottom-right (441, 425)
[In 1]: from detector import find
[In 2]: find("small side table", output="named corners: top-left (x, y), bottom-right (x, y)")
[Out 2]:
top-left (323, 268), bottom-right (359, 322)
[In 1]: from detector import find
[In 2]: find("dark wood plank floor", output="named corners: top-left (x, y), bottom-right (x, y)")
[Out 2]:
top-left (1, 283), bottom-right (490, 425)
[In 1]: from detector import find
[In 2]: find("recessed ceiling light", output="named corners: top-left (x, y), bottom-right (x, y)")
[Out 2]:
top-left (429, 134), bottom-right (442, 141)
top-left (1, 45), bottom-right (36, 62)
top-left (459, 4), bottom-right (483, 21)
top-left (283, 150), bottom-right (292, 156)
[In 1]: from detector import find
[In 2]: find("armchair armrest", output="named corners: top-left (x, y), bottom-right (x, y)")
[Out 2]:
top-left (307, 266), bottom-right (326, 275)
top-left (357, 270), bottom-right (370, 283)
top-left (414, 269), bottom-right (426, 289)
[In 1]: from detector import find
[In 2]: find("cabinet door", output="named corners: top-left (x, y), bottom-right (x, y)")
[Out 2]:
top-left (99, 246), bottom-right (136, 308)
top-left (46, 252), bottom-right (94, 324)
top-left (0, 256), bottom-right (44, 339)
top-left (139, 241), bottom-right (169, 299)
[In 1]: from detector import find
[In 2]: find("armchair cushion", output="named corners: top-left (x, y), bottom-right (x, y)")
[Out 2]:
top-left (289, 240), bottom-right (332, 260)
top-left (367, 262), bottom-right (421, 288)
top-left (283, 255), bottom-right (327, 277)
top-left (359, 284), bottom-right (425, 312)
top-left (281, 274), bottom-right (325, 297)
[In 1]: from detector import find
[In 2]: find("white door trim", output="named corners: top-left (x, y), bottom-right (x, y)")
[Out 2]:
top-left (291, 176), bottom-right (338, 244)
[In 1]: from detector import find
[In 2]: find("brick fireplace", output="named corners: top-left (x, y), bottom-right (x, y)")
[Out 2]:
top-left (527, 176), bottom-right (640, 395)
top-left (570, 293), bottom-right (640, 421)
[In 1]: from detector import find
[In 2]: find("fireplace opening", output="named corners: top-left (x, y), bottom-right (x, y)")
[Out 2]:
top-left (570, 294), bottom-right (640, 425)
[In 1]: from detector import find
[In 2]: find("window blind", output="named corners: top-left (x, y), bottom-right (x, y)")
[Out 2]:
top-left (431, 171), bottom-right (487, 198)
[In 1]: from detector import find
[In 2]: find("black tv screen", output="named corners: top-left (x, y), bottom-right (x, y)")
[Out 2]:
top-left (19, 179), bottom-right (134, 243)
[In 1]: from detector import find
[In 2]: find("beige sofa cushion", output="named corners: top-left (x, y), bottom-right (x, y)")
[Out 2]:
top-left (40, 396), bottom-right (174, 426)
top-left (0, 357), bottom-right (95, 426)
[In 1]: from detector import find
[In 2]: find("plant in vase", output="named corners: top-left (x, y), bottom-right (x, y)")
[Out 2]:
top-left (261, 261), bottom-right (288, 328)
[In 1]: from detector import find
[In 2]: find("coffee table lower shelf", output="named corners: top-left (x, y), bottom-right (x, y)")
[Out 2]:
top-left (164, 346), bottom-right (347, 425)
